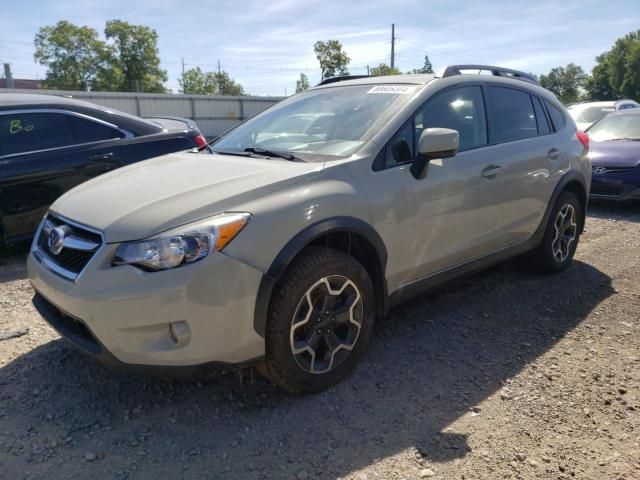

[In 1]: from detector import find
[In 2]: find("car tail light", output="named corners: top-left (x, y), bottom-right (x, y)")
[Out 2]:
top-left (194, 133), bottom-right (207, 148)
top-left (576, 131), bottom-right (589, 151)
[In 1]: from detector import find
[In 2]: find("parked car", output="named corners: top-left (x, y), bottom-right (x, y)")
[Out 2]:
top-left (587, 109), bottom-right (640, 201)
top-left (568, 100), bottom-right (639, 131)
top-left (28, 65), bottom-right (590, 393)
top-left (0, 94), bottom-right (208, 246)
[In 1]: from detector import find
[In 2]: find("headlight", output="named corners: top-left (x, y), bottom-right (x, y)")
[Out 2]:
top-left (112, 213), bottom-right (250, 271)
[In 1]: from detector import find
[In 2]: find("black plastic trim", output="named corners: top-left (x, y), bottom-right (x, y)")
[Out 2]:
top-left (254, 216), bottom-right (388, 337)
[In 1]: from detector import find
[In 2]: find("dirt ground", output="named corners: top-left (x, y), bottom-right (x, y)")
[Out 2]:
top-left (0, 204), bottom-right (638, 480)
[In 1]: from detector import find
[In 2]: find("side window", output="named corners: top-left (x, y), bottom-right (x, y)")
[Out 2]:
top-left (532, 96), bottom-right (551, 135)
top-left (414, 85), bottom-right (487, 152)
top-left (487, 86), bottom-right (537, 143)
top-left (545, 101), bottom-right (566, 131)
top-left (0, 113), bottom-right (73, 156)
top-left (386, 120), bottom-right (415, 167)
top-left (69, 115), bottom-right (123, 143)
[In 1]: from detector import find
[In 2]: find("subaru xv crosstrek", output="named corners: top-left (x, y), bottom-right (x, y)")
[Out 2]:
top-left (28, 65), bottom-right (591, 393)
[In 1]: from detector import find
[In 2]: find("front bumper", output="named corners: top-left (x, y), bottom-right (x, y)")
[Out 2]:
top-left (590, 172), bottom-right (640, 202)
top-left (28, 242), bottom-right (266, 371)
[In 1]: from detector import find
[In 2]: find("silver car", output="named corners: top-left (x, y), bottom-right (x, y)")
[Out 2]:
top-left (568, 99), bottom-right (640, 131)
top-left (28, 65), bottom-right (591, 393)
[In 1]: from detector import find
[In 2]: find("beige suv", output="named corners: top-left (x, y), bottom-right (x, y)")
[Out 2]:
top-left (28, 65), bottom-right (591, 393)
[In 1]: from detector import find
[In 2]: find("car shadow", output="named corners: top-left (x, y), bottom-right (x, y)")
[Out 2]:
top-left (0, 260), bottom-right (613, 479)
top-left (588, 201), bottom-right (640, 223)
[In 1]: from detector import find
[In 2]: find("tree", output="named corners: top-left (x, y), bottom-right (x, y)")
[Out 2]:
top-left (585, 30), bottom-right (640, 101)
top-left (539, 63), bottom-right (587, 104)
top-left (410, 55), bottom-right (434, 74)
top-left (370, 63), bottom-right (401, 76)
top-left (313, 40), bottom-right (350, 80)
top-left (295, 73), bottom-right (310, 93)
top-left (214, 70), bottom-right (245, 96)
top-left (34, 21), bottom-right (109, 90)
top-left (101, 20), bottom-right (167, 93)
top-left (179, 67), bottom-right (216, 94)
top-left (179, 67), bottom-right (244, 96)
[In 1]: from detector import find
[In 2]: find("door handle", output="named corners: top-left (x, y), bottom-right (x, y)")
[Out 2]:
top-left (90, 152), bottom-right (115, 161)
top-left (481, 165), bottom-right (503, 179)
top-left (547, 148), bottom-right (560, 160)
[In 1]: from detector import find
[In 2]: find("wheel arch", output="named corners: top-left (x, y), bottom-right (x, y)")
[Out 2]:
top-left (253, 217), bottom-right (388, 338)
top-left (538, 171), bottom-right (588, 236)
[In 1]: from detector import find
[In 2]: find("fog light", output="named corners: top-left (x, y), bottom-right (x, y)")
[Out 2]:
top-left (168, 321), bottom-right (190, 347)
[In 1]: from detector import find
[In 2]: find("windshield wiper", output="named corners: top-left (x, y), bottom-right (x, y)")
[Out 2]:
top-left (243, 147), bottom-right (303, 161)
top-left (211, 149), bottom-right (254, 157)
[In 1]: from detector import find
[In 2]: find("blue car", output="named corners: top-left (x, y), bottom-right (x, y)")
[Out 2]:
top-left (587, 109), bottom-right (640, 202)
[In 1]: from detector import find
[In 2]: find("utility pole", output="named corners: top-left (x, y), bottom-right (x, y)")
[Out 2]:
top-left (181, 57), bottom-right (186, 94)
top-left (217, 60), bottom-right (222, 95)
top-left (390, 23), bottom-right (396, 69)
top-left (3, 63), bottom-right (15, 89)
top-left (367, 65), bottom-right (370, 76)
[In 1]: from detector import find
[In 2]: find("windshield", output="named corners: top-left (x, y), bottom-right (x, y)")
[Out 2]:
top-left (214, 84), bottom-right (420, 160)
top-left (570, 106), bottom-right (615, 124)
top-left (587, 114), bottom-right (640, 141)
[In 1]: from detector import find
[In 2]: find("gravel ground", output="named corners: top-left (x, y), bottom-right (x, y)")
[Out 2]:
top-left (0, 204), bottom-right (638, 480)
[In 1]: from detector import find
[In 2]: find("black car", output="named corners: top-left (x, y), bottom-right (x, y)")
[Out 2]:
top-left (0, 94), bottom-right (208, 246)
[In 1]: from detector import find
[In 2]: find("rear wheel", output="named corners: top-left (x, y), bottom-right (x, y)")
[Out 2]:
top-left (264, 247), bottom-right (375, 393)
top-left (529, 191), bottom-right (583, 272)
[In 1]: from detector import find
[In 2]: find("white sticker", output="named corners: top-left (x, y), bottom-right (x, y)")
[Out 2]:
top-left (367, 85), bottom-right (417, 94)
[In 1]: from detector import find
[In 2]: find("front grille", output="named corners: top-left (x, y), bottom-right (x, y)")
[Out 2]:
top-left (592, 166), bottom-right (635, 175)
top-left (590, 184), bottom-right (625, 196)
top-left (35, 214), bottom-right (102, 280)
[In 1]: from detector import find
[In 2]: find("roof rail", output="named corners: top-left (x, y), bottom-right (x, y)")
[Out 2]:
top-left (317, 75), bottom-right (371, 86)
top-left (436, 65), bottom-right (539, 86)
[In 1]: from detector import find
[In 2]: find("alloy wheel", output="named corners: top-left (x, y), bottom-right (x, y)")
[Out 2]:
top-left (289, 275), bottom-right (363, 374)
top-left (552, 203), bottom-right (577, 262)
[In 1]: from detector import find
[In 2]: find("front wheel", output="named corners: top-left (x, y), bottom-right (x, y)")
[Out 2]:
top-left (529, 191), bottom-right (583, 273)
top-left (264, 247), bottom-right (375, 393)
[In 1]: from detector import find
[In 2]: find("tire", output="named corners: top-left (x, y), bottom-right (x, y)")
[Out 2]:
top-left (264, 247), bottom-right (375, 393)
top-left (529, 191), bottom-right (583, 273)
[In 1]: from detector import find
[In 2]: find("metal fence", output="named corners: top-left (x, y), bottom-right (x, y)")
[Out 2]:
top-left (0, 89), bottom-right (284, 139)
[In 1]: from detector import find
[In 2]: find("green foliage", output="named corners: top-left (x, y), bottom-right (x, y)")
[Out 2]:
top-left (409, 55), bottom-right (434, 74)
top-left (313, 40), bottom-right (350, 80)
top-left (179, 67), bottom-right (245, 96)
top-left (295, 73), bottom-right (310, 93)
top-left (539, 63), bottom-right (587, 104)
top-left (34, 19), bottom-right (167, 93)
top-left (585, 30), bottom-right (640, 101)
top-left (101, 20), bottom-right (167, 93)
top-left (34, 21), bottom-right (109, 90)
top-left (370, 63), bottom-right (401, 76)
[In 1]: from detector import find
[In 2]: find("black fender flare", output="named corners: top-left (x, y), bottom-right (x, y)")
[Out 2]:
top-left (253, 216), bottom-right (388, 338)
top-left (536, 170), bottom-right (588, 237)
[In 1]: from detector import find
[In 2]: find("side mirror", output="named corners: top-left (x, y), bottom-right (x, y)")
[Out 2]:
top-left (411, 128), bottom-right (460, 179)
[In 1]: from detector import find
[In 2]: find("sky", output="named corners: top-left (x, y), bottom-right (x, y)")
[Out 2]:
top-left (0, 0), bottom-right (638, 97)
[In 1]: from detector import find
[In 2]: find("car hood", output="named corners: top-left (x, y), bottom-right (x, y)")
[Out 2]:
top-left (589, 140), bottom-right (640, 168)
top-left (51, 152), bottom-right (324, 243)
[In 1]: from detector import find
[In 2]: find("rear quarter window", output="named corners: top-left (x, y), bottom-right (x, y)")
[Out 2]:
top-left (69, 115), bottom-right (124, 143)
top-left (545, 101), bottom-right (567, 131)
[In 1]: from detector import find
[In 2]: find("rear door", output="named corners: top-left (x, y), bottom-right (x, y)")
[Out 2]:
top-left (483, 86), bottom-right (561, 245)
top-left (0, 111), bottom-right (123, 241)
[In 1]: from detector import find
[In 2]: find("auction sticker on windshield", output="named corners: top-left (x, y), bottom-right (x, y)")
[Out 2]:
top-left (367, 85), bottom-right (417, 94)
